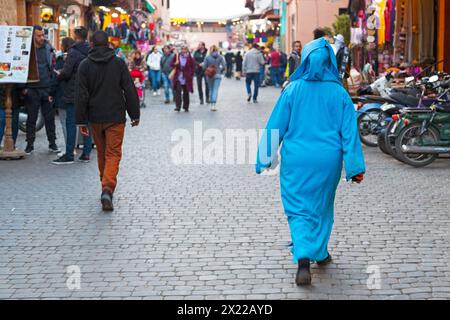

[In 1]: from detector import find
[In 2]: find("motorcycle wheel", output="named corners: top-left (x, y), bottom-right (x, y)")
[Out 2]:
top-left (19, 108), bottom-right (45, 133)
top-left (395, 124), bottom-right (439, 167)
top-left (384, 121), bottom-right (405, 163)
top-left (357, 109), bottom-right (381, 147)
top-left (377, 130), bottom-right (390, 155)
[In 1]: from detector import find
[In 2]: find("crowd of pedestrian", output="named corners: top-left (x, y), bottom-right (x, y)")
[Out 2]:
top-left (0, 24), bottom-right (366, 288)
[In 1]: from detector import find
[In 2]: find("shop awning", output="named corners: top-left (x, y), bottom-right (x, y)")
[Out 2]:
top-left (144, 0), bottom-right (156, 13)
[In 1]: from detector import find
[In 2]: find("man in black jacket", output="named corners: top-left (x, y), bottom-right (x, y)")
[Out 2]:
top-left (75, 31), bottom-right (140, 211)
top-left (24, 26), bottom-right (58, 155)
top-left (53, 26), bottom-right (90, 165)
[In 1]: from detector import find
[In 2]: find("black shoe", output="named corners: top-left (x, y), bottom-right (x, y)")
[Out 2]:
top-left (164, 100), bottom-right (170, 104)
top-left (200, 99), bottom-right (204, 105)
top-left (296, 258), bottom-right (311, 286)
top-left (247, 95), bottom-right (251, 102)
top-left (25, 144), bottom-right (34, 155)
top-left (101, 191), bottom-right (114, 211)
top-left (253, 99), bottom-right (258, 103)
top-left (48, 143), bottom-right (60, 153)
top-left (52, 155), bottom-right (74, 165)
top-left (78, 154), bottom-right (90, 163)
top-left (317, 254), bottom-right (332, 266)
top-left (174, 108), bottom-right (180, 112)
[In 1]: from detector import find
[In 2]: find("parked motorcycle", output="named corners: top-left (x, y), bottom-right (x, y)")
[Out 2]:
top-left (394, 86), bottom-right (450, 167)
top-left (382, 75), bottom-right (450, 160)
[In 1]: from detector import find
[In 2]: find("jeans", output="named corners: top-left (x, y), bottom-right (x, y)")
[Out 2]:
top-left (82, 127), bottom-right (93, 156)
top-left (149, 69), bottom-right (161, 91)
top-left (259, 66), bottom-right (266, 87)
top-left (245, 73), bottom-right (260, 100)
top-left (270, 66), bottom-right (282, 87)
top-left (161, 73), bottom-right (172, 101)
top-left (206, 75), bottom-right (222, 104)
top-left (25, 88), bottom-right (56, 145)
top-left (58, 108), bottom-right (67, 146)
top-left (196, 72), bottom-right (209, 103)
top-left (64, 104), bottom-right (76, 161)
top-left (0, 107), bottom-right (19, 146)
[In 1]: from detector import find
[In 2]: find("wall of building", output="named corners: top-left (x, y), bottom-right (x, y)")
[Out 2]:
top-left (172, 31), bottom-right (228, 51)
top-left (0, 0), bottom-right (19, 24)
top-left (285, 0), bottom-right (347, 49)
top-left (437, 0), bottom-right (450, 72)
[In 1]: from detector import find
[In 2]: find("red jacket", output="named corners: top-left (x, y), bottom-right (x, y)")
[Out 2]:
top-left (171, 53), bottom-right (196, 93)
top-left (269, 51), bottom-right (281, 67)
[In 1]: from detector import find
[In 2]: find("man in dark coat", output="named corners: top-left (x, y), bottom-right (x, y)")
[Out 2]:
top-left (75, 31), bottom-right (140, 211)
top-left (24, 26), bottom-right (58, 155)
top-left (53, 26), bottom-right (90, 165)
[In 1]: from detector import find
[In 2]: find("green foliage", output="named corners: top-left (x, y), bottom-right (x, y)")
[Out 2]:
top-left (332, 14), bottom-right (351, 45)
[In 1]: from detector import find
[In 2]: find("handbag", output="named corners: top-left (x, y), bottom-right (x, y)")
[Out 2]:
top-left (168, 54), bottom-right (179, 81)
top-left (205, 64), bottom-right (217, 78)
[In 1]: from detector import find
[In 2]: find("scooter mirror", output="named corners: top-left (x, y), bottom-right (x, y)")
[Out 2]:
top-left (429, 75), bottom-right (439, 83)
top-left (405, 76), bottom-right (415, 84)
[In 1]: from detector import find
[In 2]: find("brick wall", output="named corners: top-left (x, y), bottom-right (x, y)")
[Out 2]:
top-left (0, 0), bottom-right (18, 25)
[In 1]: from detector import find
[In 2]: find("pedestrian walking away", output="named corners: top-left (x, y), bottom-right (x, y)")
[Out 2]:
top-left (75, 31), bottom-right (140, 212)
top-left (171, 45), bottom-right (196, 112)
top-left (160, 45), bottom-right (176, 104)
top-left (146, 46), bottom-right (163, 96)
top-left (224, 48), bottom-right (235, 78)
top-left (235, 51), bottom-right (243, 80)
top-left (203, 45), bottom-right (226, 111)
top-left (53, 27), bottom-right (90, 165)
top-left (243, 43), bottom-right (266, 103)
top-left (193, 42), bottom-right (209, 104)
top-left (256, 38), bottom-right (365, 286)
top-left (24, 25), bottom-right (59, 155)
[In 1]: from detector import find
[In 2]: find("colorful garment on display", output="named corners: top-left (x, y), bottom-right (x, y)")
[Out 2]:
top-left (376, 0), bottom-right (387, 45)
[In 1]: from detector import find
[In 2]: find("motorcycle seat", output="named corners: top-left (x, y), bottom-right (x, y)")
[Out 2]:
top-left (361, 95), bottom-right (396, 104)
top-left (436, 104), bottom-right (450, 113)
top-left (389, 92), bottom-right (420, 107)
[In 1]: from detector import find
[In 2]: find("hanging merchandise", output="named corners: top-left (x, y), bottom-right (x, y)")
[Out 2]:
top-left (376, 0), bottom-right (387, 46)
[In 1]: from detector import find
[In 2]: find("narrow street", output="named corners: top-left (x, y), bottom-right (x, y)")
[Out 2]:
top-left (0, 78), bottom-right (449, 299)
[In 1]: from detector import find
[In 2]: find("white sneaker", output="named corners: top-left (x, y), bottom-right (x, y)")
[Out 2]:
top-left (157, 89), bottom-right (161, 96)
top-left (153, 91), bottom-right (157, 96)
top-left (210, 104), bottom-right (217, 112)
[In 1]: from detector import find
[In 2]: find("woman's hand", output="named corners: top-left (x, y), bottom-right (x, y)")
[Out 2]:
top-left (351, 173), bottom-right (364, 184)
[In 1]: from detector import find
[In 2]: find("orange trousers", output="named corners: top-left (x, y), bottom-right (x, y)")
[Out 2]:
top-left (91, 123), bottom-right (125, 193)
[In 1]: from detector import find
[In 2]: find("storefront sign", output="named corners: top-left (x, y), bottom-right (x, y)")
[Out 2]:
top-left (0, 26), bottom-right (33, 84)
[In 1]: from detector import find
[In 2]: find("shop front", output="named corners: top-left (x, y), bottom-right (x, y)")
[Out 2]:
top-left (348, 0), bottom-right (449, 77)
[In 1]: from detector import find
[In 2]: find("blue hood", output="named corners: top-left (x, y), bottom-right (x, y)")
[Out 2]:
top-left (289, 38), bottom-right (341, 85)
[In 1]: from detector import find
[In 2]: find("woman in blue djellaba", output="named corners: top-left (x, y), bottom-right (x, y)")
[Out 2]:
top-left (256, 38), bottom-right (366, 286)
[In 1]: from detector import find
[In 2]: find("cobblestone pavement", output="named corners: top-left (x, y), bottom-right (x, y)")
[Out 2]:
top-left (0, 78), bottom-right (449, 300)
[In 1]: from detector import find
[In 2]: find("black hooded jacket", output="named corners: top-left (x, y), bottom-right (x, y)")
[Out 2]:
top-left (58, 41), bottom-right (90, 104)
top-left (75, 46), bottom-right (140, 125)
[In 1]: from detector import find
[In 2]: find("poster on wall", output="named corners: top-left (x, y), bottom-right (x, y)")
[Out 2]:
top-left (0, 26), bottom-right (34, 83)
